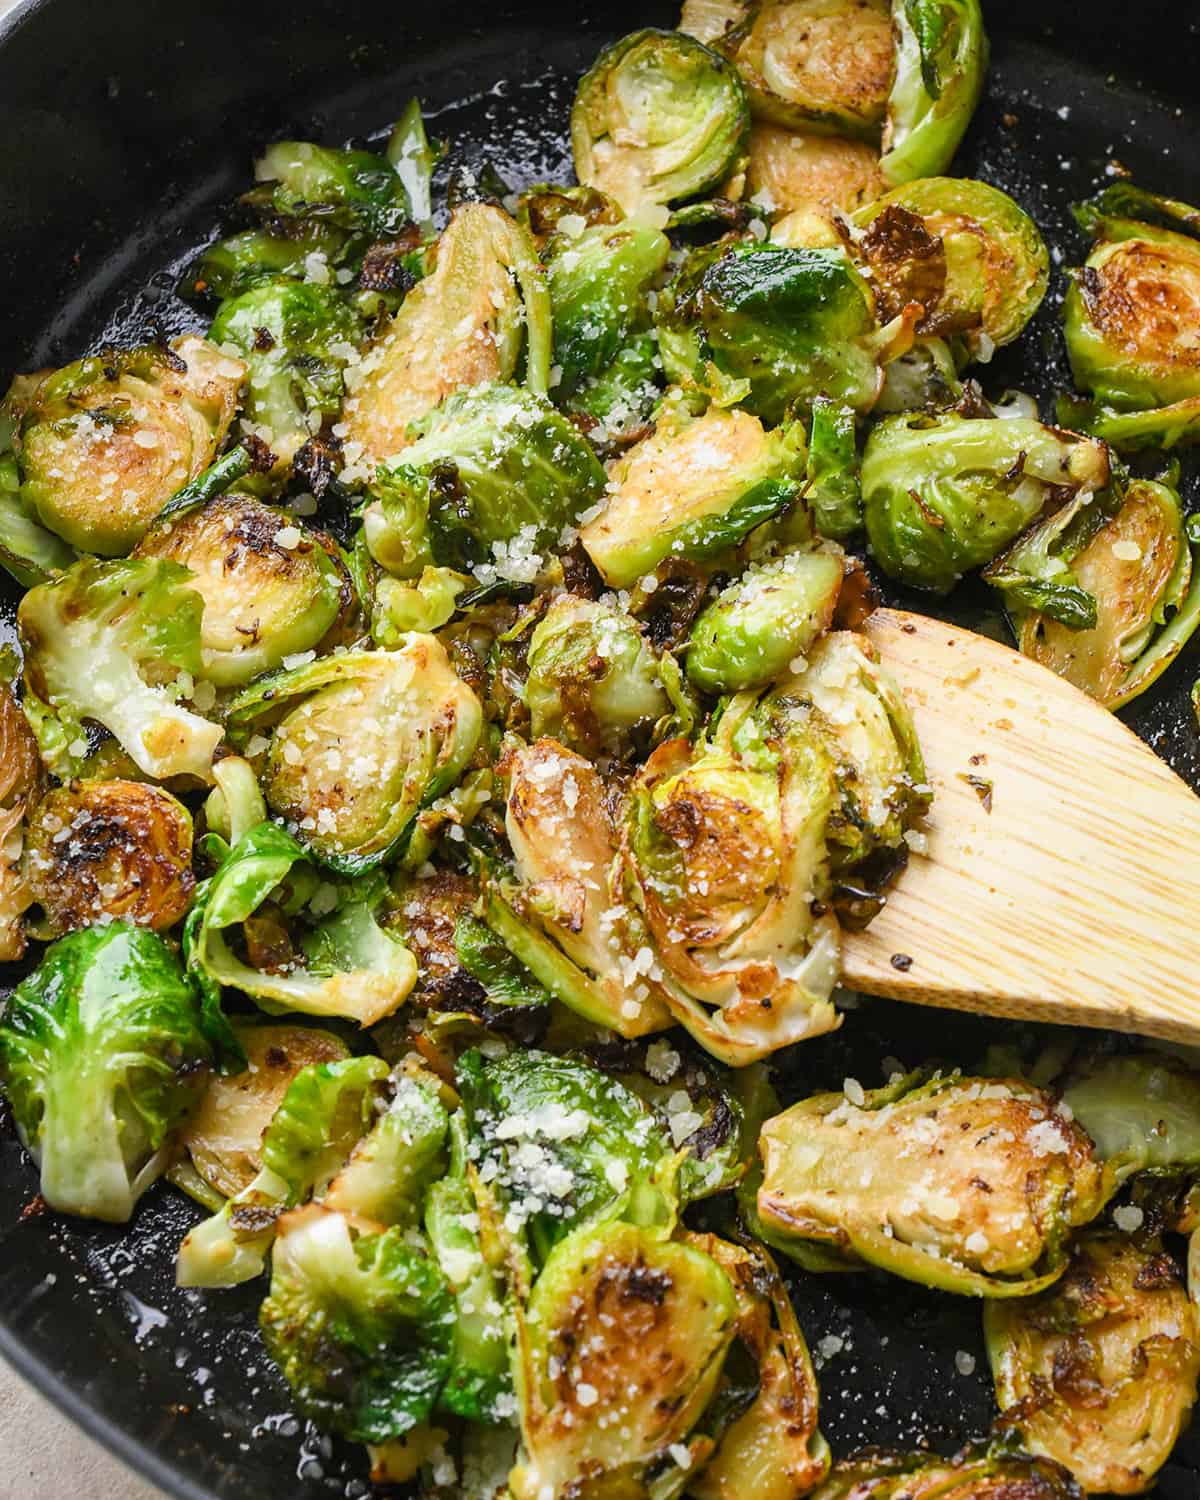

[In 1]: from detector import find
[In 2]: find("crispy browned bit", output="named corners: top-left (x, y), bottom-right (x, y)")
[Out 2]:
top-left (958, 772), bottom-right (994, 813)
top-left (891, 953), bottom-right (914, 971)
top-left (969, 752), bottom-right (987, 766)
top-left (1002, 112), bottom-right (1019, 127)
top-left (19, 1193), bottom-right (47, 1221)
top-left (833, 557), bottom-right (881, 630)
top-left (0, 680), bottom-right (44, 961)
top-left (859, 204), bottom-right (948, 326)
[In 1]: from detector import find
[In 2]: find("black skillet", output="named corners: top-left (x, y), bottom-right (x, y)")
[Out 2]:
top-left (0, 0), bottom-right (1197, 1494)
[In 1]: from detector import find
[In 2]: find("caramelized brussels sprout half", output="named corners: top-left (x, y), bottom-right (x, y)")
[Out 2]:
top-left (810, 1439), bottom-right (1083, 1500)
top-left (251, 137), bottom-right (414, 239)
top-left (854, 178), bottom-right (1050, 354)
top-left (681, 0), bottom-right (894, 138)
top-left (509, 1220), bottom-right (737, 1500)
top-left (880, 0), bottom-right (988, 185)
top-left (24, 780), bottom-right (194, 937)
top-left (985, 1233), bottom-right (1200, 1495)
top-left (524, 595), bottom-right (670, 757)
top-left (745, 124), bottom-right (885, 217)
top-left (862, 413), bottom-right (1111, 594)
top-left (571, 29), bottom-right (750, 216)
top-left (1060, 1052), bottom-right (1200, 1181)
top-left (1065, 185), bottom-right (1200, 411)
top-left (14, 336), bottom-right (244, 556)
top-left (580, 406), bottom-right (806, 588)
top-left (136, 494), bottom-right (353, 686)
top-left (228, 637), bottom-right (482, 873)
top-left (486, 739), bottom-right (673, 1039)
top-left (687, 547), bottom-right (844, 693)
top-left (0, 679), bottom-right (43, 962)
top-left (361, 383), bottom-right (605, 579)
top-left (185, 225), bottom-right (347, 302)
top-left (758, 1072), bottom-right (1109, 1295)
top-left (1018, 478), bottom-right (1200, 710)
top-left (341, 204), bottom-right (551, 473)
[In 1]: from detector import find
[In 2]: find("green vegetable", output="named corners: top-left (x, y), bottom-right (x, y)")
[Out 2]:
top-left (251, 137), bottom-right (414, 239)
top-left (1060, 1052), bottom-right (1200, 1180)
top-left (185, 226), bottom-right (346, 301)
top-left (805, 397), bottom-right (862, 540)
top-left (325, 1072), bottom-right (448, 1227)
top-left (881, 0), bottom-right (988, 185)
top-left (810, 1439), bottom-right (1083, 1499)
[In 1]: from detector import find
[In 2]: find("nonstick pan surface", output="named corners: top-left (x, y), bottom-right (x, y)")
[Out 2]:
top-left (0, 0), bottom-right (1197, 1495)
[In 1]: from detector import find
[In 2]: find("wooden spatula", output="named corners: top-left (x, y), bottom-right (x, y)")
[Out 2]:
top-left (840, 608), bottom-right (1200, 1044)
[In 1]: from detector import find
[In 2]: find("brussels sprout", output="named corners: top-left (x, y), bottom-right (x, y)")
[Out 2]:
top-left (875, 335), bottom-right (961, 413)
top-left (803, 396), bottom-right (863, 539)
top-left (545, 218), bottom-right (670, 392)
top-left (580, 406), bottom-right (806, 588)
top-left (14, 336), bottom-right (244, 556)
top-left (250, 137), bottom-right (413, 239)
top-left (686, 1234), bottom-right (830, 1500)
top-left (1056, 393), bottom-right (1200, 453)
top-left (176, 1053), bottom-right (388, 1287)
top-left (361, 384), bottom-right (606, 580)
top-left (24, 780), bottom-right (194, 937)
top-left (758, 1072), bottom-right (1109, 1296)
top-left (985, 1233), bottom-right (1200, 1495)
top-left (571, 29), bottom-right (750, 217)
top-left (1018, 478), bottom-right (1200, 710)
top-left (341, 204), bottom-right (551, 473)
top-left (135, 494), bottom-right (354, 687)
top-left (508, 1220), bottom-right (737, 1500)
top-left (208, 280), bottom-right (361, 464)
top-left (259, 1203), bottom-right (455, 1442)
top-left (743, 124), bottom-right (885, 217)
top-left (880, 0), bottom-right (988, 185)
top-left (19, 556), bottom-right (225, 783)
top-left (176, 1022), bottom-right (350, 1201)
top-left (982, 488), bottom-right (1112, 632)
top-left (1064, 185), bottom-right (1200, 412)
top-left (862, 412), bottom-right (1111, 594)
top-left (524, 594), bottom-right (669, 757)
top-left (384, 98), bottom-right (440, 229)
top-left (0, 679), bottom-right (43, 962)
top-left (661, 242), bottom-right (886, 424)
top-left (0, 390), bottom-right (77, 588)
top-left (623, 684), bottom-right (842, 1065)
top-left (1060, 1052), bottom-right (1200, 1181)
top-left (324, 1071), bottom-right (448, 1227)
top-left (185, 225), bottom-right (349, 302)
top-left (854, 178), bottom-right (1050, 354)
top-left (810, 1440), bottom-right (1082, 1500)
top-left (486, 739), bottom-right (674, 1038)
top-left (453, 910), bottom-right (551, 1012)
top-left (0, 922), bottom-right (212, 1222)
top-left (184, 822), bottom-right (418, 1027)
top-left (687, 547), bottom-right (844, 693)
top-left (560, 332), bottom-right (662, 448)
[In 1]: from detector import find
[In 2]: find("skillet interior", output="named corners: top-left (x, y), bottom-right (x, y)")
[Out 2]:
top-left (0, 0), bottom-right (1198, 1495)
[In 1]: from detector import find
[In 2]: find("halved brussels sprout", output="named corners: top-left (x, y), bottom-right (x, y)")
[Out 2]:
top-left (560, 331), bottom-right (662, 450)
top-left (15, 336), bottom-right (244, 556)
top-left (486, 738), bottom-right (674, 1038)
top-left (361, 383), bottom-right (606, 580)
top-left (686, 1234), bottom-right (830, 1500)
top-left (983, 486), bottom-right (1113, 632)
top-left (880, 0), bottom-right (988, 185)
top-left (810, 1439), bottom-right (1082, 1500)
top-left (854, 178), bottom-right (1050, 354)
top-left (24, 780), bottom-right (194, 937)
top-left (251, 137), bottom-right (414, 239)
top-left (571, 29), bottom-right (750, 217)
top-left (1057, 393), bottom-right (1200, 453)
top-left (524, 595), bottom-right (670, 758)
top-left (341, 204), bottom-right (550, 473)
top-left (661, 242), bottom-right (887, 424)
top-left (744, 124), bottom-right (885, 217)
top-left (228, 637), bottom-right (482, 874)
top-left (1060, 1052), bottom-right (1200, 1181)
top-left (135, 494), bottom-right (354, 687)
top-left (682, 0), bottom-right (894, 138)
top-left (687, 547), bottom-right (844, 693)
top-left (623, 682), bottom-right (842, 1065)
top-left (1065, 185), bottom-right (1200, 411)
top-left (0, 679), bottom-right (43, 962)
top-left (580, 406), bottom-right (806, 588)
top-left (185, 225), bottom-right (348, 302)
top-left (1018, 478), bottom-right (1200, 710)
top-left (0, 387), bottom-right (77, 588)
top-left (862, 412), bottom-right (1111, 594)
top-left (177, 1021), bottom-right (350, 1201)
top-left (758, 1072), bottom-right (1109, 1296)
top-left (323, 1070), bottom-right (448, 1228)
top-left (985, 1232), bottom-right (1200, 1495)
top-left (508, 1220), bottom-right (737, 1500)
top-left (805, 396), bottom-right (863, 539)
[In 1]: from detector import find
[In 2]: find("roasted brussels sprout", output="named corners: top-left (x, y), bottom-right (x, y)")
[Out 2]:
top-left (185, 225), bottom-right (347, 302)
top-left (985, 1232), bottom-right (1200, 1494)
top-left (13, 336), bottom-right (244, 556)
top-left (744, 124), bottom-right (885, 217)
top-left (571, 29), bottom-right (750, 216)
top-left (1060, 1051), bottom-right (1200, 1181)
top-left (0, 678), bottom-right (44, 961)
top-left (185, 822), bottom-right (418, 1027)
top-left (135, 494), bottom-right (354, 686)
top-left (0, 922), bottom-right (212, 1222)
top-left (686, 547), bottom-right (844, 693)
top-left (580, 406), bottom-right (806, 588)
top-left (1017, 478), bottom-right (1200, 710)
top-left (810, 1439), bottom-right (1083, 1500)
top-left (880, 0), bottom-right (988, 185)
top-left (758, 1072), bottom-right (1109, 1295)
top-left (0, 388), bottom-right (77, 587)
top-left (341, 204), bottom-right (550, 473)
top-left (508, 1220), bottom-right (737, 1500)
top-left (485, 739), bottom-right (673, 1038)
top-left (874, 335), bottom-right (961, 413)
top-left (19, 556), bottom-right (224, 783)
top-left (524, 594), bottom-right (670, 757)
top-left (1056, 393), bottom-right (1200, 453)
top-left (250, 136), bottom-right (414, 239)
top-left (805, 396), bottom-right (862, 539)
top-left (208, 280), bottom-right (361, 464)
top-left (361, 384), bottom-right (605, 580)
top-left (560, 331), bottom-right (662, 448)
top-left (862, 412), bottom-right (1111, 594)
top-left (854, 177), bottom-right (1050, 354)
top-left (24, 780), bottom-right (194, 936)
